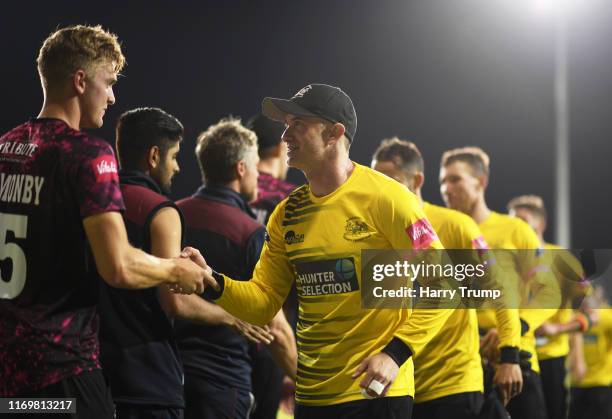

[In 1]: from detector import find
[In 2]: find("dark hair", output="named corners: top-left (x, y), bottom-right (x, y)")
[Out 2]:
top-left (195, 117), bottom-right (257, 184)
top-left (440, 146), bottom-right (490, 177)
top-left (116, 107), bottom-right (183, 170)
top-left (372, 137), bottom-right (424, 176)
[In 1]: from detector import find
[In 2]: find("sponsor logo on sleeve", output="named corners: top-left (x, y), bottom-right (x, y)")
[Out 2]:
top-left (91, 156), bottom-right (118, 183)
top-left (471, 236), bottom-right (489, 250)
top-left (406, 218), bottom-right (439, 249)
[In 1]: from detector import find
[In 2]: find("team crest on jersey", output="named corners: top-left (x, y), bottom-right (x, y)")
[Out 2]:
top-left (285, 230), bottom-right (304, 245)
top-left (91, 156), bottom-right (118, 183)
top-left (343, 217), bottom-right (372, 241)
top-left (292, 85), bottom-right (312, 99)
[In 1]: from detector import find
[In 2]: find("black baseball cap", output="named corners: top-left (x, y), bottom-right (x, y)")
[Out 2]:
top-left (246, 113), bottom-right (285, 150)
top-left (262, 83), bottom-right (357, 142)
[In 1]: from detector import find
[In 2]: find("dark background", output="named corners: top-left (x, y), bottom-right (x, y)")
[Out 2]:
top-left (1, 0), bottom-right (610, 247)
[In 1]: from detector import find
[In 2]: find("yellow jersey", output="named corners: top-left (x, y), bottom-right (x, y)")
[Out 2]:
top-left (536, 243), bottom-right (585, 360)
top-left (572, 307), bottom-right (612, 387)
top-left (215, 163), bottom-right (450, 406)
top-left (478, 211), bottom-right (559, 373)
top-left (414, 203), bottom-right (521, 402)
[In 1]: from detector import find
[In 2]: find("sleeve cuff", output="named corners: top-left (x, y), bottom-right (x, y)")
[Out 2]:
top-left (500, 346), bottom-right (520, 364)
top-left (381, 337), bottom-right (413, 367)
top-left (202, 270), bottom-right (225, 300)
top-left (520, 318), bottom-right (530, 336)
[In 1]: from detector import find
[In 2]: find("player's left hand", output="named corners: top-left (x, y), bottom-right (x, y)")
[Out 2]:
top-left (351, 352), bottom-right (399, 398)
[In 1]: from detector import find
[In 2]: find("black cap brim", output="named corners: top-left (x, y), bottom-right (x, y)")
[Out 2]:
top-left (262, 97), bottom-right (321, 123)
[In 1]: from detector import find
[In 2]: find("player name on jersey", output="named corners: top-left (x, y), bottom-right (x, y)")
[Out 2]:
top-left (0, 173), bottom-right (45, 205)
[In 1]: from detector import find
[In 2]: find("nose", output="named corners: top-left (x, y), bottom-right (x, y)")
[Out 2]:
top-left (107, 87), bottom-right (116, 106)
top-left (281, 127), bottom-right (289, 143)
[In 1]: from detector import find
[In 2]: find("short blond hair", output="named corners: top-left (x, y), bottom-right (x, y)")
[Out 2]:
top-left (507, 194), bottom-right (547, 219)
top-left (440, 146), bottom-right (490, 177)
top-left (37, 25), bottom-right (125, 89)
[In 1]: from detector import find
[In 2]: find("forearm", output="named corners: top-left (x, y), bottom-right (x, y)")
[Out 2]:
top-left (494, 308), bottom-right (521, 349)
top-left (206, 273), bottom-right (285, 326)
top-left (96, 243), bottom-right (182, 289)
top-left (385, 307), bottom-right (453, 365)
top-left (268, 311), bottom-right (298, 381)
top-left (159, 288), bottom-right (233, 326)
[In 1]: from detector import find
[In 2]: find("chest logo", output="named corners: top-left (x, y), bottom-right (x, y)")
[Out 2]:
top-left (343, 217), bottom-right (372, 241)
top-left (285, 230), bottom-right (304, 245)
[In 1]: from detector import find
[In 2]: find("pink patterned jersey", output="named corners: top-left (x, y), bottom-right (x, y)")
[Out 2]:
top-left (0, 118), bottom-right (124, 396)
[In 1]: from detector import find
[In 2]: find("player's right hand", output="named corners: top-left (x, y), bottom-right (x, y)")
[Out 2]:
top-left (179, 246), bottom-right (221, 292)
top-left (494, 363), bottom-right (523, 405)
top-left (171, 256), bottom-right (206, 294)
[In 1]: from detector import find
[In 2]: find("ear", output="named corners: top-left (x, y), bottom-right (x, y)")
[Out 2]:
top-left (236, 160), bottom-right (247, 180)
top-left (73, 69), bottom-right (87, 95)
top-left (147, 146), bottom-right (161, 170)
top-left (327, 122), bottom-right (346, 143)
top-left (412, 172), bottom-right (425, 191)
top-left (478, 174), bottom-right (488, 190)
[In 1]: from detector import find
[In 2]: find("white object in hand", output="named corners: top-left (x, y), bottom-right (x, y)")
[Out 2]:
top-left (361, 379), bottom-right (385, 398)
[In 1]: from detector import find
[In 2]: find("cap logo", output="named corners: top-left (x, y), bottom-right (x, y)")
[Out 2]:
top-left (292, 85), bottom-right (312, 99)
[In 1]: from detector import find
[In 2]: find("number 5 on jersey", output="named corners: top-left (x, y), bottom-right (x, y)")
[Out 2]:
top-left (0, 212), bottom-right (27, 299)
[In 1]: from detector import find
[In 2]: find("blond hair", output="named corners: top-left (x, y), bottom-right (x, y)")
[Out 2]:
top-left (507, 194), bottom-right (547, 219)
top-left (37, 25), bottom-right (125, 90)
top-left (440, 146), bottom-right (490, 177)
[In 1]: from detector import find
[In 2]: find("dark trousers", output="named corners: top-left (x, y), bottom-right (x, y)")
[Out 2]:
top-left (506, 368), bottom-right (548, 419)
top-left (569, 386), bottom-right (612, 419)
top-left (20, 369), bottom-right (114, 419)
top-left (250, 346), bottom-right (283, 419)
top-left (184, 375), bottom-right (253, 419)
top-left (540, 356), bottom-right (568, 419)
top-left (295, 396), bottom-right (413, 419)
top-left (413, 392), bottom-right (484, 419)
top-left (115, 403), bottom-right (183, 419)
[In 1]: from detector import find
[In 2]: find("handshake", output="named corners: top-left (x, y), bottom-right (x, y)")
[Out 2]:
top-left (167, 246), bottom-right (221, 295)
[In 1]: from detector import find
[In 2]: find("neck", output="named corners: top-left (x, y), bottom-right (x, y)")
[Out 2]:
top-left (217, 180), bottom-right (241, 195)
top-left (258, 159), bottom-right (283, 180)
top-left (38, 97), bottom-right (81, 131)
top-left (469, 198), bottom-right (490, 224)
top-left (304, 156), bottom-right (354, 197)
top-left (415, 188), bottom-right (424, 207)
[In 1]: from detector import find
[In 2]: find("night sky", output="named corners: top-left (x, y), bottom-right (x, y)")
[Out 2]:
top-left (2, 0), bottom-right (611, 248)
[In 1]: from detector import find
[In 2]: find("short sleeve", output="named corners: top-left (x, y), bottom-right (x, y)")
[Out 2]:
top-left (73, 141), bottom-right (124, 218)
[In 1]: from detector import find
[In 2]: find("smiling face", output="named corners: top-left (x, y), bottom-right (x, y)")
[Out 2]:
top-left (79, 61), bottom-right (117, 129)
top-left (439, 161), bottom-right (484, 214)
top-left (281, 115), bottom-right (330, 171)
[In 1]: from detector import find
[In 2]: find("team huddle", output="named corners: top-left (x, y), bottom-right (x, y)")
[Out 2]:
top-left (0, 25), bottom-right (610, 419)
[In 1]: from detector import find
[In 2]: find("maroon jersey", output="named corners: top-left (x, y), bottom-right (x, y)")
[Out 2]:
top-left (250, 172), bottom-right (296, 225)
top-left (0, 118), bottom-right (124, 396)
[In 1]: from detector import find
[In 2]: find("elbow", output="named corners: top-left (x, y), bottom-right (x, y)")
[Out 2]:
top-left (100, 263), bottom-right (130, 288)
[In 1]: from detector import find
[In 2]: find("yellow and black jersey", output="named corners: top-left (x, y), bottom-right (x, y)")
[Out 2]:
top-left (477, 211), bottom-right (559, 373)
top-left (215, 163), bottom-right (450, 406)
top-left (414, 203), bottom-right (520, 402)
top-left (572, 307), bottom-right (612, 388)
top-left (413, 203), bottom-right (483, 402)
